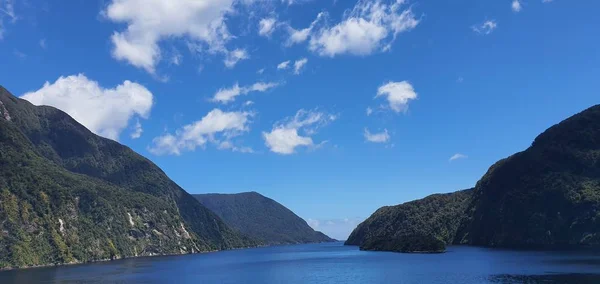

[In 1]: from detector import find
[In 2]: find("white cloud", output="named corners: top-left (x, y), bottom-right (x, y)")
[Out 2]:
top-left (39, 39), bottom-right (46, 49)
top-left (542, 0), bottom-right (553, 3)
top-left (364, 128), bottom-right (390, 143)
top-left (285, 12), bottom-right (325, 46)
top-left (472, 20), bottom-right (497, 35)
top-left (288, 0), bottom-right (419, 57)
top-left (131, 120), bottom-right (143, 139)
top-left (449, 153), bottom-right (468, 162)
top-left (149, 109), bottom-right (251, 155)
top-left (293, 58), bottom-right (308, 74)
top-left (375, 81), bottom-right (417, 113)
top-left (306, 217), bottom-right (363, 241)
top-left (277, 60), bottom-right (291, 70)
top-left (258, 17), bottom-right (277, 37)
top-left (366, 107), bottom-right (373, 116)
top-left (21, 74), bottom-right (153, 141)
top-left (257, 68), bottom-right (265, 74)
top-left (263, 109), bottom-right (336, 154)
top-left (512, 0), bottom-right (522, 12)
top-left (105, 0), bottom-right (248, 73)
top-left (217, 141), bottom-right (254, 153)
top-left (212, 81), bottom-right (279, 103)
top-left (224, 48), bottom-right (249, 68)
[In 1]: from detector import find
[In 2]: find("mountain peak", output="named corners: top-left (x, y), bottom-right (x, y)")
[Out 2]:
top-left (0, 85), bottom-right (256, 269)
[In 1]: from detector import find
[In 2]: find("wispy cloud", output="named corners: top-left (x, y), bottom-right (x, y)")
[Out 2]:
top-left (449, 153), bottom-right (468, 162)
top-left (472, 20), bottom-right (497, 35)
top-left (364, 128), bottom-right (390, 143)
top-left (307, 217), bottom-right (364, 241)
top-left (212, 82), bottom-right (279, 104)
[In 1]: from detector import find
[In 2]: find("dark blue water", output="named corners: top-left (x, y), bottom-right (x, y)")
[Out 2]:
top-left (1, 242), bottom-right (600, 283)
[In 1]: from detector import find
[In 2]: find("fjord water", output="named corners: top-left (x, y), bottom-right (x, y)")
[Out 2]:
top-left (1, 243), bottom-right (599, 284)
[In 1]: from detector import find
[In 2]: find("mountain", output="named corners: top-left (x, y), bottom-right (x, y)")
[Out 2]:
top-left (345, 189), bottom-right (472, 252)
top-left (347, 104), bottom-right (600, 252)
top-left (194, 192), bottom-right (334, 245)
top-left (459, 105), bottom-right (600, 248)
top-left (0, 86), bottom-right (256, 269)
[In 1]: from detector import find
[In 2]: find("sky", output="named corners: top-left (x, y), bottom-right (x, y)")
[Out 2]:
top-left (1, 0), bottom-right (599, 240)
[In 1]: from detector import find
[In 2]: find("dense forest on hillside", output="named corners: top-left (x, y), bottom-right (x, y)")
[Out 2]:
top-left (0, 87), bottom-right (256, 269)
top-left (195, 192), bottom-right (334, 245)
top-left (345, 189), bottom-right (472, 251)
top-left (348, 105), bottom-right (600, 252)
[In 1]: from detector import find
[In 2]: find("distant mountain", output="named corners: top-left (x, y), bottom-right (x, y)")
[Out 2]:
top-left (0, 87), bottom-right (256, 269)
top-left (348, 104), bottom-right (600, 252)
top-left (345, 189), bottom-right (472, 252)
top-left (194, 192), bottom-right (334, 245)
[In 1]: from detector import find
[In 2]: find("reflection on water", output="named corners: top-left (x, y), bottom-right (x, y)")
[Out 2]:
top-left (490, 274), bottom-right (600, 284)
top-left (0, 243), bottom-right (599, 284)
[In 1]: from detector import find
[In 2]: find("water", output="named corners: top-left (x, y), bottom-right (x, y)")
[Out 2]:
top-left (1, 242), bottom-right (599, 283)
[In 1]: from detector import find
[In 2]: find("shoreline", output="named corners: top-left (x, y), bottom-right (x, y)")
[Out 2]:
top-left (0, 241), bottom-right (339, 272)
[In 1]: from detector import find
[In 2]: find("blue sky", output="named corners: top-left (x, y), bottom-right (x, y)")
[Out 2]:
top-left (1, 0), bottom-right (598, 240)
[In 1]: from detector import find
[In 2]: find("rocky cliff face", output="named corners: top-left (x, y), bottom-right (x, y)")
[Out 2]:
top-left (0, 86), bottom-right (256, 269)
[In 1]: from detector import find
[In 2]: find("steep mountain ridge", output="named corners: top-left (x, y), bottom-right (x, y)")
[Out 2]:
top-left (460, 104), bottom-right (600, 247)
top-left (347, 105), bottom-right (600, 251)
top-left (0, 86), bottom-right (256, 269)
top-left (194, 192), bottom-right (334, 245)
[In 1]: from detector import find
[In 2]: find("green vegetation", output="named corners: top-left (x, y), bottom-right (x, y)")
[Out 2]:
top-left (0, 87), bottom-right (257, 269)
top-left (345, 189), bottom-right (472, 252)
top-left (348, 104), bottom-right (600, 252)
top-left (194, 192), bottom-right (334, 245)
top-left (460, 104), bottom-right (600, 248)
top-left (361, 234), bottom-right (446, 253)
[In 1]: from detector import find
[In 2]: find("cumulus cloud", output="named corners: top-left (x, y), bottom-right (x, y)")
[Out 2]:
top-left (149, 109), bottom-right (251, 155)
top-left (287, 0), bottom-right (419, 57)
top-left (512, 0), bottom-right (522, 12)
top-left (212, 81), bottom-right (279, 103)
top-left (263, 109), bottom-right (336, 154)
top-left (364, 128), bottom-right (390, 143)
top-left (449, 153), bottom-right (468, 162)
top-left (277, 60), bottom-right (291, 70)
top-left (472, 20), bottom-right (497, 35)
top-left (258, 17), bottom-right (277, 37)
top-left (224, 48), bottom-right (249, 68)
top-left (375, 81), bottom-right (417, 113)
top-left (293, 58), bottom-right (308, 74)
top-left (21, 74), bottom-right (153, 141)
top-left (104, 0), bottom-right (250, 73)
